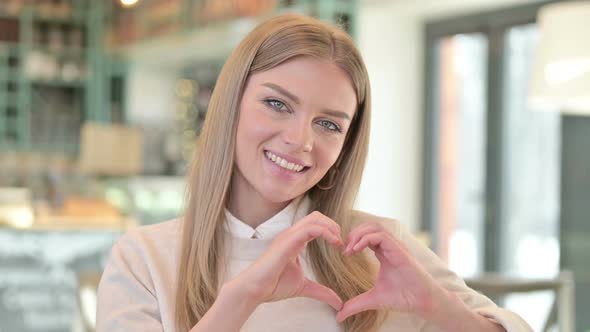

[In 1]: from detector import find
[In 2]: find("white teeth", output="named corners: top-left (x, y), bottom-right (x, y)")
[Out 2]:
top-left (265, 151), bottom-right (305, 172)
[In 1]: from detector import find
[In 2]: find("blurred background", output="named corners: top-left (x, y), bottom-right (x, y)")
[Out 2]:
top-left (0, 0), bottom-right (588, 331)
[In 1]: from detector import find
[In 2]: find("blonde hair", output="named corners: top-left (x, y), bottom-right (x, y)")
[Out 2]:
top-left (176, 14), bottom-right (385, 332)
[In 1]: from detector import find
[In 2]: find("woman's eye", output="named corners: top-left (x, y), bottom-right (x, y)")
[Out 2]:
top-left (265, 99), bottom-right (288, 112)
top-left (318, 120), bottom-right (342, 133)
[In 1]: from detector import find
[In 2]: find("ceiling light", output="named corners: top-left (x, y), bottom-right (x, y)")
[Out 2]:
top-left (120, 0), bottom-right (140, 8)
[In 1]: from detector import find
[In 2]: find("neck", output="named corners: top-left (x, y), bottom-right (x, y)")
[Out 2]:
top-left (227, 177), bottom-right (293, 229)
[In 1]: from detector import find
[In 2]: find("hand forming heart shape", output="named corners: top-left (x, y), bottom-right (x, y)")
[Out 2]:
top-left (232, 211), bottom-right (345, 311)
top-left (229, 213), bottom-right (449, 324)
top-left (336, 220), bottom-right (447, 322)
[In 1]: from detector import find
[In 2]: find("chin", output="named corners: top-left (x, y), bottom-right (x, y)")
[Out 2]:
top-left (258, 185), bottom-right (304, 204)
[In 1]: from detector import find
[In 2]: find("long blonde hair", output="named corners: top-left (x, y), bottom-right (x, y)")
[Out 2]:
top-left (176, 14), bottom-right (385, 332)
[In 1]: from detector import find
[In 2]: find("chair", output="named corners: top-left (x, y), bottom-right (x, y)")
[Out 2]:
top-left (465, 271), bottom-right (575, 332)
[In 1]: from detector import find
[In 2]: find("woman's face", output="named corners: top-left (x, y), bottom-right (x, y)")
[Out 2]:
top-left (233, 56), bottom-right (357, 204)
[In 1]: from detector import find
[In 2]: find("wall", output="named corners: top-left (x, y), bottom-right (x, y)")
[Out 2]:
top-left (355, 0), bottom-right (544, 231)
top-left (126, 65), bottom-right (178, 174)
top-left (561, 116), bottom-right (590, 330)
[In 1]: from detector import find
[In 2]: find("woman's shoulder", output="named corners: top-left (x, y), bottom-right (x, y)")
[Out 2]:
top-left (109, 218), bottom-right (183, 268)
top-left (98, 219), bottom-right (183, 330)
top-left (120, 218), bottom-right (183, 245)
top-left (101, 219), bottom-right (183, 292)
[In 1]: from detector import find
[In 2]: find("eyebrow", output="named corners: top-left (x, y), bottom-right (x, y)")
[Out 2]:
top-left (261, 82), bottom-right (352, 121)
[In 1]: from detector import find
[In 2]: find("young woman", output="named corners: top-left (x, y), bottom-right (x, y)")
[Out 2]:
top-left (97, 14), bottom-right (533, 332)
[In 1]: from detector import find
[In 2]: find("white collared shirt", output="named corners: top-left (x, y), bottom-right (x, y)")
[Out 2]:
top-left (223, 196), bottom-right (307, 239)
top-left (98, 197), bottom-right (533, 332)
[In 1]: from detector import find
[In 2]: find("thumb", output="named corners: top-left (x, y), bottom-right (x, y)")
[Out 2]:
top-left (336, 289), bottom-right (379, 323)
top-left (299, 278), bottom-right (343, 311)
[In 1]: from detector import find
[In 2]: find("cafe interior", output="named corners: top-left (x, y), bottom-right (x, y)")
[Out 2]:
top-left (0, 0), bottom-right (588, 331)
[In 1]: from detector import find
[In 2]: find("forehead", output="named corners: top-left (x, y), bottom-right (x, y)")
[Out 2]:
top-left (246, 57), bottom-right (357, 115)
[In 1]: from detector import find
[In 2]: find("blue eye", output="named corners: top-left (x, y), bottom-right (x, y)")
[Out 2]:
top-left (318, 120), bottom-right (342, 133)
top-left (264, 99), bottom-right (289, 112)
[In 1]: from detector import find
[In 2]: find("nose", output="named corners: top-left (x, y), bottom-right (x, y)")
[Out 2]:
top-left (282, 119), bottom-right (313, 152)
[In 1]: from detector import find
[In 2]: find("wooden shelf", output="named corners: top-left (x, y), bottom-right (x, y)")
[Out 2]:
top-left (0, 69), bottom-right (19, 78)
top-left (1, 216), bottom-right (137, 232)
top-left (31, 79), bottom-right (85, 88)
top-left (0, 1), bottom-right (120, 155)
top-left (31, 13), bottom-right (86, 25)
top-left (0, 12), bottom-right (19, 20)
top-left (0, 41), bottom-right (19, 50)
top-left (32, 45), bottom-right (86, 57)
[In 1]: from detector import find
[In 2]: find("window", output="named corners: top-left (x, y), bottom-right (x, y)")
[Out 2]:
top-left (422, 3), bottom-right (561, 330)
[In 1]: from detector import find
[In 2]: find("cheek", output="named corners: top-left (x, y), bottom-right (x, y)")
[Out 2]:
top-left (236, 108), bottom-right (275, 152)
top-left (240, 117), bottom-right (274, 144)
top-left (315, 139), bottom-right (345, 169)
top-left (235, 94), bottom-right (277, 170)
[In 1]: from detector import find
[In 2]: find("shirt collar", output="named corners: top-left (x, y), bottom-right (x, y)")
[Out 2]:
top-left (224, 196), bottom-right (311, 239)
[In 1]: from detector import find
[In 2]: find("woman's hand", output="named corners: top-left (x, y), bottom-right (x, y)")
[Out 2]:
top-left (336, 221), bottom-right (449, 322)
top-left (228, 211), bottom-right (344, 311)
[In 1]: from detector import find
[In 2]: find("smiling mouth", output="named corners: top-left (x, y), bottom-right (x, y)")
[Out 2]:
top-left (264, 150), bottom-right (310, 173)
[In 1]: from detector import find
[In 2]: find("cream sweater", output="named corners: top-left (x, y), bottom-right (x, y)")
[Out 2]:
top-left (96, 200), bottom-right (532, 332)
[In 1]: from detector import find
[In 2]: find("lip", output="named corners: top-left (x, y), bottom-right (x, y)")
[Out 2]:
top-left (263, 155), bottom-right (309, 181)
top-left (264, 149), bottom-right (312, 168)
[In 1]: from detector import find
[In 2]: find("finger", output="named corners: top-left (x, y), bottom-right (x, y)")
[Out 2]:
top-left (344, 223), bottom-right (383, 254)
top-left (350, 232), bottom-right (411, 268)
top-left (349, 232), bottom-right (392, 255)
top-left (300, 278), bottom-right (343, 311)
top-left (278, 225), bottom-right (342, 257)
top-left (268, 225), bottom-right (343, 267)
top-left (299, 211), bottom-right (341, 237)
top-left (336, 289), bottom-right (379, 322)
top-left (296, 224), bottom-right (343, 247)
top-left (345, 222), bottom-right (382, 250)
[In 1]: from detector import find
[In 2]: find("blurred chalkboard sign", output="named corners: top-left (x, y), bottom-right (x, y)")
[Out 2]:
top-left (0, 229), bottom-right (119, 332)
